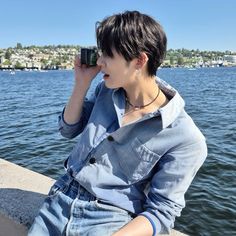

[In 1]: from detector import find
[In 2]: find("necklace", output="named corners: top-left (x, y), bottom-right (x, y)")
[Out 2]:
top-left (125, 87), bottom-right (160, 111)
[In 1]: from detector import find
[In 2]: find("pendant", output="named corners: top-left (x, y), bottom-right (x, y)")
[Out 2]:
top-left (134, 106), bottom-right (141, 111)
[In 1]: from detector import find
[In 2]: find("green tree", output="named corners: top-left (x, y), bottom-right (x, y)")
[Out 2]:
top-left (56, 59), bottom-right (62, 66)
top-left (28, 54), bottom-right (34, 59)
top-left (16, 43), bottom-right (23, 49)
top-left (170, 56), bottom-right (174, 65)
top-left (15, 61), bottom-right (23, 69)
top-left (40, 58), bottom-right (48, 64)
top-left (5, 50), bottom-right (11, 60)
top-left (177, 56), bottom-right (184, 66)
top-left (3, 59), bottom-right (11, 66)
top-left (62, 55), bottom-right (69, 62)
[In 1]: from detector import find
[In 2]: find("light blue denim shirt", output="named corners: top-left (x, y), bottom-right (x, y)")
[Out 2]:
top-left (58, 77), bottom-right (207, 234)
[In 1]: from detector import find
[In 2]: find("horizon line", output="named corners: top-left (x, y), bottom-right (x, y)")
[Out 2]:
top-left (1, 44), bottom-right (235, 53)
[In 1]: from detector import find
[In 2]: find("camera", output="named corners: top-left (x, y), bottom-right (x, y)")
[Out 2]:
top-left (80, 47), bottom-right (98, 66)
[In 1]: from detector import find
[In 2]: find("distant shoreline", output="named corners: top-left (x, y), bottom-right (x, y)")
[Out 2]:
top-left (1, 46), bottom-right (236, 70)
top-left (1, 65), bottom-right (236, 72)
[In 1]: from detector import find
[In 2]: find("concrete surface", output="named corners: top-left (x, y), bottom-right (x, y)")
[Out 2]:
top-left (0, 212), bottom-right (27, 236)
top-left (0, 158), bottom-right (55, 236)
top-left (0, 158), bottom-right (187, 235)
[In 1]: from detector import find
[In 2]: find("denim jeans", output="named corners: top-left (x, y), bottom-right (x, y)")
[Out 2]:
top-left (28, 173), bottom-right (133, 236)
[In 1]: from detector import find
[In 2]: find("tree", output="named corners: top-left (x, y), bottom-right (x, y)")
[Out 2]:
top-left (177, 56), bottom-right (184, 66)
top-left (28, 54), bottom-right (34, 59)
top-left (40, 58), bottom-right (48, 64)
top-left (3, 59), bottom-right (11, 66)
top-left (55, 59), bottom-right (62, 66)
top-left (62, 55), bottom-right (69, 62)
top-left (15, 61), bottom-right (23, 69)
top-left (16, 43), bottom-right (23, 49)
top-left (5, 50), bottom-right (11, 60)
top-left (170, 56), bottom-right (174, 65)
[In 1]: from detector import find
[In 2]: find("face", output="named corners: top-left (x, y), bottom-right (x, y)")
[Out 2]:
top-left (96, 50), bottom-right (137, 89)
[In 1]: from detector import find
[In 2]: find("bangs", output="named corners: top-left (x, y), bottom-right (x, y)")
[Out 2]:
top-left (95, 13), bottom-right (142, 62)
top-left (96, 21), bottom-right (115, 58)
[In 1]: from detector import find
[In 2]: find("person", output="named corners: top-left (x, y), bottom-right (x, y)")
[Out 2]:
top-left (28, 10), bottom-right (207, 236)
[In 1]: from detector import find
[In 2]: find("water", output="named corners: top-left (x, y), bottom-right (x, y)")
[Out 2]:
top-left (0, 67), bottom-right (235, 236)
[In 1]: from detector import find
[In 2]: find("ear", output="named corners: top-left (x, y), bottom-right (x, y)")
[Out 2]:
top-left (136, 52), bottom-right (149, 69)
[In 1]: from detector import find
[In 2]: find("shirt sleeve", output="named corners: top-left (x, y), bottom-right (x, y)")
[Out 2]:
top-left (139, 137), bottom-right (207, 235)
top-left (58, 81), bottom-right (103, 139)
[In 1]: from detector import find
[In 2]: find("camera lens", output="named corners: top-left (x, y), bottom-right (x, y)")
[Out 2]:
top-left (80, 48), bottom-right (98, 66)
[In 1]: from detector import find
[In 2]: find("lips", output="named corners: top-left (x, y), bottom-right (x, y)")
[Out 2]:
top-left (103, 73), bottom-right (110, 80)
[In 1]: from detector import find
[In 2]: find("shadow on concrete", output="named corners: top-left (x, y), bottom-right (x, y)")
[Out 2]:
top-left (0, 188), bottom-right (47, 229)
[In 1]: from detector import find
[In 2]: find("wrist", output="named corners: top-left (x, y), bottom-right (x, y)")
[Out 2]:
top-left (73, 81), bottom-right (90, 95)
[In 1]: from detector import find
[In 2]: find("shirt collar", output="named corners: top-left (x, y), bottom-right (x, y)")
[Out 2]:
top-left (111, 77), bottom-right (185, 129)
top-left (157, 77), bottom-right (185, 129)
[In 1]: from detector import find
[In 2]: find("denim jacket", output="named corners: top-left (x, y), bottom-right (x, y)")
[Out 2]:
top-left (58, 77), bottom-right (207, 234)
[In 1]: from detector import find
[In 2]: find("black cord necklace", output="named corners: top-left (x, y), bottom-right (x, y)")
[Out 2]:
top-left (125, 87), bottom-right (160, 111)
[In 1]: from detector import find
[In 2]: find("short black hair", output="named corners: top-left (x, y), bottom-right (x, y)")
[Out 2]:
top-left (96, 10), bottom-right (167, 76)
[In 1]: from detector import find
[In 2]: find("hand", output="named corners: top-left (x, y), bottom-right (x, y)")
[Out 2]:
top-left (74, 55), bottom-right (101, 88)
top-left (111, 215), bottom-right (153, 236)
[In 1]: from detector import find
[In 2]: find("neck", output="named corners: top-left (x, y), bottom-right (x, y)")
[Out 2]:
top-left (124, 76), bottom-right (159, 108)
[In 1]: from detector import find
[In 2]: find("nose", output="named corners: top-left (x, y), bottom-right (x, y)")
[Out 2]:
top-left (97, 55), bottom-right (104, 67)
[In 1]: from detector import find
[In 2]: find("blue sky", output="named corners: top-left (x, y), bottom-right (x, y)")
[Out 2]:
top-left (1, 0), bottom-right (236, 51)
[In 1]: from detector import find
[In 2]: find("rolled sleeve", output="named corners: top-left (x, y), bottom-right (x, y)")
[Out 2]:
top-left (58, 81), bottom-right (104, 139)
top-left (139, 138), bottom-right (207, 234)
top-left (58, 107), bottom-right (85, 139)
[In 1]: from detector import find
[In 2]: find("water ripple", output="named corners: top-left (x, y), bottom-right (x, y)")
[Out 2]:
top-left (1, 68), bottom-right (236, 236)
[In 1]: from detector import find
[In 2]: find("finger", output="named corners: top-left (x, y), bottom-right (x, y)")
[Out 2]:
top-left (92, 65), bottom-right (101, 72)
top-left (81, 64), bottom-right (87, 69)
top-left (74, 55), bottom-right (82, 67)
top-left (89, 65), bottom-right (101, 77)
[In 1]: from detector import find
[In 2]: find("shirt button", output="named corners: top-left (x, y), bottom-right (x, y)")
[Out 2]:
top-left (107, 135), bottom-right (114, 141)
top-left (89, 157), bottom-right (96, 164)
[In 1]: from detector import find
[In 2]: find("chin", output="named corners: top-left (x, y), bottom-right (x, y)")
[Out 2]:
top-left (104, 81), bottom-right (120, 90)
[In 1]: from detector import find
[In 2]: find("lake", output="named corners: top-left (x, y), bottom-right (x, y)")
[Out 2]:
top-left (0, 67), bottom-right (235, 236)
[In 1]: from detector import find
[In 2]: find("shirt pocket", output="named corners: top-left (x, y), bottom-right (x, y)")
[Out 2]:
top-left (119, 137), bottom-right (161, 183)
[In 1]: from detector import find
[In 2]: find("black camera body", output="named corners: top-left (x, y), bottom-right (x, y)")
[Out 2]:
top-left (80, 47), bottom-right (98, 66)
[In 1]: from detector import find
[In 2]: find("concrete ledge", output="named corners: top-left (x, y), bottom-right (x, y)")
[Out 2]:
top-left (0, 159), bottom-right (55, 236)
top-left (0, 212), bottom-right (27, 236)
top-left (0, 158), bottom-right (187, 235)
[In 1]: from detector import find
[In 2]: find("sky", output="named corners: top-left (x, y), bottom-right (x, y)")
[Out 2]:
top-left (1, 0), bottom-right (236, 52)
